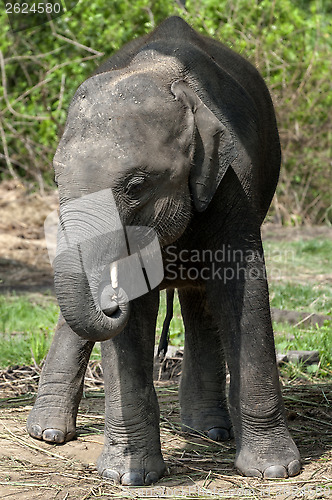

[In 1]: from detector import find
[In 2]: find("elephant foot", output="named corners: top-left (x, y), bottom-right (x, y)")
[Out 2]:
top-left (181, 406), bottom-right (233, 441)
top-left (97, 445), bottom-right (166, 485)
top-left (27, 397), bottom-right (77, 444)
top-left (235, 430), bottom-right (301, 478)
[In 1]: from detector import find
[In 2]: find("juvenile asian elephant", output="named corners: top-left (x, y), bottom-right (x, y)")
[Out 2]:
top-left (27, 17), bottom-right (301, 484)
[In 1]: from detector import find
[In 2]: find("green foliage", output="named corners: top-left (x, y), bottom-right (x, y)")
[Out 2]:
top-left (0, 1), bottom-right (331, 220)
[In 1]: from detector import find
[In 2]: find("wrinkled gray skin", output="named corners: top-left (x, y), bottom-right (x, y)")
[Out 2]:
top-left (27, 17), bottom-right (301, 485)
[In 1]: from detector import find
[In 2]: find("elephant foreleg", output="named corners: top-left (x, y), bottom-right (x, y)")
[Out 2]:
top-left (27, 314), bottom-right (94, 443)
top-left (178, 287), bottom-right (233, 441)
top-left (97, 290), bottom-right (166, 486)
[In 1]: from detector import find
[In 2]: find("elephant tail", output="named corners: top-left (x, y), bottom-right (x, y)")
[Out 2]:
top-left (157, 289), bottom-right (175, 359)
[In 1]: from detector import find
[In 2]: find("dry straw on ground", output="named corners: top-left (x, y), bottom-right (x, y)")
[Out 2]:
top-left (0, 359), bottom-right (331, 500)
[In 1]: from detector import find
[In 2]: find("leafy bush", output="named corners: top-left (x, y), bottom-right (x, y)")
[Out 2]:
top-left (0, 0), bottom-right (331, 222)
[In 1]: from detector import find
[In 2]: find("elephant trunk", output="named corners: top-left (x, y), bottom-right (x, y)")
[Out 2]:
top-left (54, 252), bottom-right (130, 342)
top-left (53, 188), bottom-right (131, 341)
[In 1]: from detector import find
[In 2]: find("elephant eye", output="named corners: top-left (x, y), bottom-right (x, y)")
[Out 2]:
top-left (124, 176), bottom-right (147, 198)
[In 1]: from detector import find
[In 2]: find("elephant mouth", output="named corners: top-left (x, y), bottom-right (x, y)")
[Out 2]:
top-left (99, 283), bottom-right (129, 319)
top-left (93, 226), bottom-right (164, 312)
top-left (99, 262), bottom-right (126, 317)
top-left (100, 287), bottom-right (120, 317)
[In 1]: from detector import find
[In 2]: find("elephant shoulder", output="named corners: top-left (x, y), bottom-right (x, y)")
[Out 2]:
top-left (92, 17), bottom-right (196, 75)
top-left (147, 16), bottom-right (199, 43)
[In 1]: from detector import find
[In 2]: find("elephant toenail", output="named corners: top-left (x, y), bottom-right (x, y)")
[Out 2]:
top-left (28, 424), bottom-right (42, 439)
top-left (121, 471), bottom-right (144, 485)
top-left (288, 460), bottom-right (301, 477)
top-left (102, 469), bottom-right (121, 483)
top-left (264, 465), bottom-right (288, 478)
top-left (145, 471), bottom-right (159, 485)
top-left (42, 429), bottom-right (65, 443)
top-left (244, 468), bottom-right (263, 478)
top-left (65, 430), bottom-right (76, 442)
top-left (208, 427), bottom-right (231, 441)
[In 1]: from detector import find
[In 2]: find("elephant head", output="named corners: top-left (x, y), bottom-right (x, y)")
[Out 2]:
top-left (53, 69), bottom-right (236, 341)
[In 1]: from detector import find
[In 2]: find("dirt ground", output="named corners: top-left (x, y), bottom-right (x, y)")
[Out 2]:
top-left (0, 379), bottom-right (331, 500)
top-left (0, 180), bottom-right (332, 499)
top-left (0, 180), bottom-right (58, 291)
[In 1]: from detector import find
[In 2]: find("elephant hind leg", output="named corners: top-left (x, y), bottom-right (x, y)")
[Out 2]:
top-left (206, 229), bottom-right (301, 478)
top-left (178, 287), bottom-right (233, 441)
top-left (27, 315), bottom-right (94, 443)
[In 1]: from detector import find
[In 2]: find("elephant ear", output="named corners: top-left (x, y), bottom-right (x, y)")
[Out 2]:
top-left (171, 80), bottom-right (237, 212)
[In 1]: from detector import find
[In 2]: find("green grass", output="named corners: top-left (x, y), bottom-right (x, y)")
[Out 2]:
top-left (0, 293), bottom-right (58, 334)
top-left (274, 320), bottom-right (332, 379)
top-left (0, 293), bottom-right (59, 366)
top-left (263, 238), bottom-right (332, 284)
top-left (269, 282), bottom-right (332, 313)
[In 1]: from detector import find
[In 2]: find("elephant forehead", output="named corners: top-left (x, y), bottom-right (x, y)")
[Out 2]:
top-left (107, 109), bottom-right (182, 149)
top-left (54, 124), bottom-right (187, 187)
top-left (56, 102), bottom-right (184, 164)
top-left (74, 101), bottom-right (180, 139)
top-left (65, 71), bottom-right (184, 139)
top-left (55, 73), bottom-right (189, 177)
